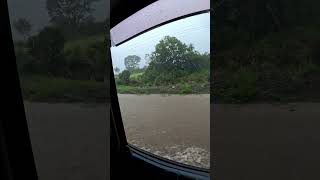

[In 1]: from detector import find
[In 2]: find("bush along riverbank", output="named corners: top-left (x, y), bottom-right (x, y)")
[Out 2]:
top-left (20, 76), bottom-right (109, 103)
top-left (116, 82), bottom-right (210, 95)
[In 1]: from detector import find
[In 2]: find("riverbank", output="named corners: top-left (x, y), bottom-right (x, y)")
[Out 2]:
top-left (19, 76), bottom-right (109, 103)
top-left (19, 75), bottom-right (210, 103)
top-left (116, 83), bottom-right (210, 94)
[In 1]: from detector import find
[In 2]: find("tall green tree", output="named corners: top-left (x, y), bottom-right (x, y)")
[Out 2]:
top-left (86, 41), bottom-right (108, 81)
top-left (46, 0), bottom-right (99, 28)
top-left (124, 55), bottom-right (141, 72)
top-left (114, 67), bottom-right (120, 74)
top-left (141, 36), bottom-right (210, 85)
top-left (13, 18), bottom-right (32, 41)
top-left (27, 27), bottom-right (66, 76)
top-left (214, 0), bottom-right (288, 46)
top-left (119, 70), bottom-right (131, 84)
top-left (145, 36), bottom-right (196, 77)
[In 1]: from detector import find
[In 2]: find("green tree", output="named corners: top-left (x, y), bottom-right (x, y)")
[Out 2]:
top-left (124, 55), bottom-right (141, 72)
top-left (119, 70), bottom-right (131, 84)
top-left (15, 47), bottom-right (38, 74)
top-left (64, 45), bottom-right (91, 80)
top-left (144, 36), bottom-right (197, 82)
top-left (86, 40), bottom-right (108, 81)
top-left (46, 0), bottom-right (99, 28)
top-left (27, 27), bottom-right (66, 76)
top-left (13, 18), bottom-right (32, 41)
top-left (114, 67), bottom-right (120, 74)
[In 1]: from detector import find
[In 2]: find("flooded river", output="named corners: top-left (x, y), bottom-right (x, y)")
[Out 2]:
top-left (23, 102), bottom-right (109, 180)
top-left (23, 99), bottom-right (320, 179)
top-left (118, 94), bottom-right (210, 168)
top-left (213, 103), bottom-right (320, 180)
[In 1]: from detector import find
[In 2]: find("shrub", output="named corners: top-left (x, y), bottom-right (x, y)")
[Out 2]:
top-left (27, 27), bottom-right (66, 76)
top-left (119, 70), bottom-right (131, 84)
top-left (15, 47), bottom-right (39, 74)
top-left (63, 36), bottom-right (108, 81)
top-left (180, 83), bottom-right (192, 94)
top-left (64, 45), bottom-right (91, 80)
top-left (224, 67), bottom-right (258, 103)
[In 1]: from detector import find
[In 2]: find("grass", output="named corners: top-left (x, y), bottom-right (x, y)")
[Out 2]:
top-left (116, 85), bottom-right (145, 94)
top-left (116, 82), bottom-right (209, 95)
top-left (64, 34), bottom-right (105, 52)
top-left (130, 72), bottom-right (144, 80)
top-left (179, 70), bottom-right (209, 83)
top-left (20, 75), bottom-right (109, 103)
top-left (116, 70), bottom-right (210, 94)
top-left (180, 83), bottom-right (192, 94)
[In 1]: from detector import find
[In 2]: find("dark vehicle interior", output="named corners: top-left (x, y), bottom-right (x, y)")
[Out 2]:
top-left (1, 0), bottom-right (38, 179)
top-left (1, 0), bottom-right (210, 179)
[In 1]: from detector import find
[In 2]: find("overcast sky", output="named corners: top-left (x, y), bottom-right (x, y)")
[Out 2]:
top-left (111, 12), bottom-right (210, 72)
top-left (7, 0), bottom-right (109, 40)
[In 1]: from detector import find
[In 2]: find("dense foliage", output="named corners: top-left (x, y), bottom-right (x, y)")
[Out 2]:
top-left (13, 18), bottom-right (32, 41)
top-left (12, 0), bottom-right (109, 102)
top-left (124, 55), bottom-right (141, 72)
top-left (213, 0), bottom-right (320, 103)
top-left (46, 0), bottom-right (99, 27)
top-left (116, 36), bottom-right (210, 94)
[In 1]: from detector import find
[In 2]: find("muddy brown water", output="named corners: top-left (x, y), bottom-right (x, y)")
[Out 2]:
top-left (22, 100), bottom-right (320, 179)
top-left (23, 102), bottom-right (109, 180)
top-left (213, 102), bottom-right (320, 180)
top-left (118, 94), bottom-right (210, 168)
top-left (22, 94), bottom-right (211, 180)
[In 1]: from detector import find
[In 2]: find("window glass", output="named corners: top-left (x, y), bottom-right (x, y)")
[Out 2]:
top-left (213, 1), bottom-right (320, 179)
top-left (7, 0), bottom-right (109, 179)
top-left (111, 12), bottom-right (210, 169)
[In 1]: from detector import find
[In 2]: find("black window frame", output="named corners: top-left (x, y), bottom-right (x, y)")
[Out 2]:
top-left (110, 4), bottom-right (211, 179)
top-left (1, 0), bottom-right (38, 179)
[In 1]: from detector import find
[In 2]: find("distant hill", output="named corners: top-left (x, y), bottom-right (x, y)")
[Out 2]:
top-left (7, 0), bottom-right (109, 40)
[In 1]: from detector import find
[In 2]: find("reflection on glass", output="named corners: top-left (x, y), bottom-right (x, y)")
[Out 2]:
top-left (8, 0), bottom-right (109, 179)
top-left (213, 1), bottom-right (320, 179)
top-left (111, 13), bottom-right (210, 168)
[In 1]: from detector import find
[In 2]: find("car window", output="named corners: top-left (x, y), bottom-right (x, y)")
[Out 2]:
top-left (111, 12), bottom-right (210, 169)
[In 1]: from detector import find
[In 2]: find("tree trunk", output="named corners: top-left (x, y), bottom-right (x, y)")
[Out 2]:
top-left (266, 3), bottom-right (281, 31)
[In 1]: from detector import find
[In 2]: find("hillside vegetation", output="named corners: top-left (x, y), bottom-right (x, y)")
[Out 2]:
top-left (213, 0), bottom-right (320, 103)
